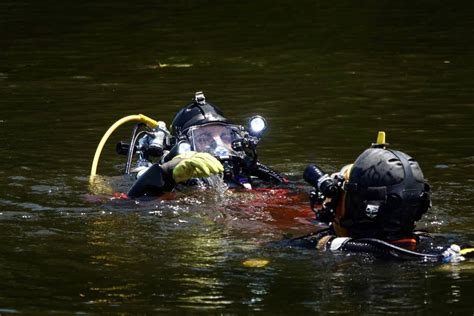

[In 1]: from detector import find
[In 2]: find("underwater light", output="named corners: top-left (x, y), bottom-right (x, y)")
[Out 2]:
top-left (248, 115), bottom-right (266, 136)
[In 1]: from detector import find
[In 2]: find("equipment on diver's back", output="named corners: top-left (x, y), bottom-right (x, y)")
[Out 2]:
top-left (116, 121), bottom-right (171, 174)
top-left (289, 228), bottom-right (467, 263)
top-left (147, 121), bottom-right (168, 157)
top-left (89, 114), bottom-right (160, 181)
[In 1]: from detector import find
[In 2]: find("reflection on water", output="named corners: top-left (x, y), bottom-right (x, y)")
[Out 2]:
top-left (0, 0), bottom-right (473, 313)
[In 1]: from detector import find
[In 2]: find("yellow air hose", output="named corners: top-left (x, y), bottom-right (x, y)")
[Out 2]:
top-left (460, 248), bottom-right (474, 257)
top-left (89, 114), bottom-right (160, 183)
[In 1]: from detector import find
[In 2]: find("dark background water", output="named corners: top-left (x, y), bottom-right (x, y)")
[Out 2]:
top-left (1, 0), bottom-right (473, 314)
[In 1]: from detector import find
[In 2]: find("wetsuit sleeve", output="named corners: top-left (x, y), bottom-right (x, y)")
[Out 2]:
top-left (252, 161), bottom-right (288, 183)
top-left (127, 159), bottom-right (179, 198)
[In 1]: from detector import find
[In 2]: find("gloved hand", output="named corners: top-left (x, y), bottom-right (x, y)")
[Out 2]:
top-left (441, 244), bottom-right (466, 263)
top-left (171, 151), bottom-right (224, 183)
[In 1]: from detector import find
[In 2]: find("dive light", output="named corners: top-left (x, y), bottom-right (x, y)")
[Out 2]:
top-left (248, 115), bottom-right (266, 137)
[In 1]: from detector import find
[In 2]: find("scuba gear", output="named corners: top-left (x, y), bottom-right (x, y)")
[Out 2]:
top-left (89, 114), bottom-right (160, 181)
top-left (116, 121), bottom-right (171, 175)
top-left (304, 164), bottom-right (342, 198)
top-left (342, 147), bottom-right (431, 240)
top-left (165, 92), bottom-right (284, 188)
top-left (147, 121), bottom-right (169, 158)
top-left (290, 131), bottom-right (471, 264)
top-left (304, 131), bottom-right (431, 242)
top-left (304, 164), bottom-right (345, 223)
top-left (90, 91), bottom-right (287, 198)
top-left (286, 228), bottom-right (467, 263)
top-left (169, 92), bottom-right (264, 162)
top-left (248, 115), bottom-right (267, 137)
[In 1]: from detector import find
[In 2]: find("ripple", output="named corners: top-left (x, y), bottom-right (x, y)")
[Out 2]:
top-left (0, 198), bottom-right (52, 212)
top-left (71, 75), bottom-right (92, 80)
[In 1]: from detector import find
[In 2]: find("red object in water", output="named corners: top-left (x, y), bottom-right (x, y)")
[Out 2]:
top-left (226, 187), bottom-right (317, 234)
top-left (112, 192), bottom-right (129, 200)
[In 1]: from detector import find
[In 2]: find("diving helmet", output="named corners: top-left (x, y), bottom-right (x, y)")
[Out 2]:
top-left (171, 92), bottom-right (245, 174)
top-left (337, 135), bottom-right (431, 240)
top-left (170, 91), bottom-right (230, 136)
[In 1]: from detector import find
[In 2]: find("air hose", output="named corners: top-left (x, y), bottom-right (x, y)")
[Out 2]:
top-left (89, 114), bottom-right (160, 182)
top-left (460, 247), bottom-right (474, 257)
top-left (351, 238), bottom-right (467, 263)
top-left (345, 238), bottom-right (441, 260)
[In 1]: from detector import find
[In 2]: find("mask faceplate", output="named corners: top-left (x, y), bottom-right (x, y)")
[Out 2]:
top-left (187, 124), bottom-right (243, 159)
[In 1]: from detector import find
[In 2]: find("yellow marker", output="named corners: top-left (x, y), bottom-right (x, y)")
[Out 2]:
top-left (376, 131), bottom-right (386, 145)
top-left (242, 259), bottom-right (269, 268)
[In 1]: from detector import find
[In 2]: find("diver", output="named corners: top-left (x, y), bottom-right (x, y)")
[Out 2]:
top-left (117, 91), bottom-right (288, 199)
top-left (287, 132), bottom-right (473, 263)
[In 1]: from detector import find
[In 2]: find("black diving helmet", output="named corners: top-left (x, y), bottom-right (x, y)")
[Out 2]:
top-left (170, 91), bottom-right (229, 136)
top-left (337, 146), bottom-right (431, 240)
top-left (168, 92), bottom-right (265, 180)
top-left (170, 92), bottom-right (243, 159)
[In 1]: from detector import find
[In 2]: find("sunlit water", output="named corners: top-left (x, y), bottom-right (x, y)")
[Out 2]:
top-left (0, 0), bottom-right (473, 313)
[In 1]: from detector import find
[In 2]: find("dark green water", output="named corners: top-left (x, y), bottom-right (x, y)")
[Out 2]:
top-left (1, 0), bottom-right (473, 314)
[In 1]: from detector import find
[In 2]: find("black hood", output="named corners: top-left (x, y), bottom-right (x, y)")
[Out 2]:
top-left (342, 148), bottom-right (431, 240)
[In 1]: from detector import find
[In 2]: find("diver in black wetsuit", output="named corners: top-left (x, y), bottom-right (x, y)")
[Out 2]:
top-left (121, 92), bottom-right (288, 199)
top-left (289, 132), bottom-right (472, 263)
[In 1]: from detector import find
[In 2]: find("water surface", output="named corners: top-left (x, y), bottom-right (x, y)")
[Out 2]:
top-left (1, 0), bottom-right (473, 314)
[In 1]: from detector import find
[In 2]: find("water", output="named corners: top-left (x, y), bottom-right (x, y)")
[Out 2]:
top-left (1, 0), bottom-right (473, 313)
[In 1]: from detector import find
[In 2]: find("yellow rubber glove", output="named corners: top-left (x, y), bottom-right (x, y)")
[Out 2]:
top-left (172, 151), bottom-right (224, 183)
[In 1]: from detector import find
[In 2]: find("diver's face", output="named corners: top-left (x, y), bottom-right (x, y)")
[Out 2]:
top-left (190, 124), bottom-right (234, 156)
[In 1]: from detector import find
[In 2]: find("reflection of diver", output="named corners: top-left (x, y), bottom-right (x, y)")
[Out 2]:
top-left (119, 92), bottom-right (288, 198)
top-left (289, 132), bottom-right (473, 263)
